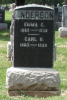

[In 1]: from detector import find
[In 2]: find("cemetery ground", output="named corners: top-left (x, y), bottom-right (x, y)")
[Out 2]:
top-left (0, 11), bottom-right (67, 100)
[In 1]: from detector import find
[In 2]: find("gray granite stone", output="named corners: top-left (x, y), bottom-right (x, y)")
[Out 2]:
top-left (6, 67), bottom-right (60, 91)
top-left (0, 23), bottom-right (8, 30)
top-left (62, 5), bottom-right (67, 27)
top-left (58, 27), bottom-right (67, 38)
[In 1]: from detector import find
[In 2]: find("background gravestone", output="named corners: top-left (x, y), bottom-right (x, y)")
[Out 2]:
top-left (54, 7), bottom-right (62, 28)
top-left (54, 7), bottom-right (58, 22)
top-left (62, 5), bottom-right (67, 27)
top-left (58, 5), bottom-right (67, 38)
top-left (0, 7), bottom-right (5, 23)
top-left (0, 6), bottom-right (8, 30)
top-left (54, 7), bottom-right (62, 22)
top-left (58, 7), bottom-right (62, 22)
top-left (11, 5), bottom-right (55, 68)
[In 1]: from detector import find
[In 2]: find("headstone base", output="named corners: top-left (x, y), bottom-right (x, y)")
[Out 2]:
top-left (58, 27), bottom-right (67, 38)
top-left (8, 90), bottom-right (61, 98)
top-left (0, 23), bottom-right (8, 30)
top-left (6, 67), bottom-right (60, 98)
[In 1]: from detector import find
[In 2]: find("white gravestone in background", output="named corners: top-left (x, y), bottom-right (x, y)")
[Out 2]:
top-left (62, 5), bottom-right (67, 27)
top-left (59, 5), bottom-right (67, 38)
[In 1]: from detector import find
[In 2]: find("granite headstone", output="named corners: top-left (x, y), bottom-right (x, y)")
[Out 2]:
top-left (54, 7), bottom-right (62, 22)
top-left (6, 5), bottom-right (60, 97)
top-left (54, 7), bottom-right (58, 22)
top-left (11, 5), bottom-right (55, 68)
top-left (0, 7), bottom-right (5, 23)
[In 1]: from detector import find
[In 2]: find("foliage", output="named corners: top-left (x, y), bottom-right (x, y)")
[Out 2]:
top-left (25, 0), bottom-right (42, 4)
top-left (1, 0), bottom-right (11, 4)
top-left (0, 0), bottom-right (65, 7)
top-left (25, 0), bottom-right (64, 6)
top-left (5, 10), bottom-right (12, 29)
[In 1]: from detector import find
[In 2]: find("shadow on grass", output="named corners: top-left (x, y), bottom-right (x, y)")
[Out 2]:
top-left (0, 30), bottom-right (10, 41)
top-left (0, 19), bottom-right (11, 41)
top-left (5, 20), bottom-right (11, 29)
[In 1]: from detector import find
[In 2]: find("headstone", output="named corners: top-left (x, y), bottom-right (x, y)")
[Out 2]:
top-left (54, 7), bottom-right (62, 28)
top-left (58, 7), bottom-right (62, 22)
top-left (6, 4), bottom-right (60, 97)
top-left (0, 7), bottom-right (5, 23)
top-left (57, 3), bottom-right (60, 7)
top-left (58, 27), bottom-right (67, 38)
top-left (11, 4), bottom-right (55, 68)
top-left (0, 7), bottom-right (8, 29)
top-left (54, 7), bottom-right (62, 22)
top-left (54, 7), bottom-right (58, 22)
top-left (58, 5), bottom-right (67, 38)
top-left (62, 5), bottom-right (67, 27)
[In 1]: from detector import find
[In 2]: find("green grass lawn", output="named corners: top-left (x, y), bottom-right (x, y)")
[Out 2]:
top-left (0, 10), bottom-right (67, 100)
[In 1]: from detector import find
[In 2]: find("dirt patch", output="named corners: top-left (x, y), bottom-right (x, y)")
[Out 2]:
top-left (58, 45), bottom-right (67, 48)
top-left (0, 44), bottom-right (7, 47)
top-left (61, 90), bottom-right (67, 96)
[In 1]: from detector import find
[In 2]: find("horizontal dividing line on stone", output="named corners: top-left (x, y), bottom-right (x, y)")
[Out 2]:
top-left (28, 34), bottom-right (40, 35)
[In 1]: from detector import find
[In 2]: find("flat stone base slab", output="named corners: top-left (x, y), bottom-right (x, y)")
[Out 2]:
top-left (6, 67), bottom-right (60, 91)
top-left (0, 23), bottom-right (8, 30)
top-left (8, 90), bottom-right (61, 98)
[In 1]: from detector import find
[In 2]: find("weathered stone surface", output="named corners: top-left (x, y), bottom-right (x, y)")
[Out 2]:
top-left (8, 90), bottom-right (61, 97)
top-left (58, 27), bottom-right (67, 38)
top-left (6, 67), bottom-right (60, 91)
top-left (7, 42), bottom-right (11, 60)
top-left (0, 23), bottom-right (8, 30)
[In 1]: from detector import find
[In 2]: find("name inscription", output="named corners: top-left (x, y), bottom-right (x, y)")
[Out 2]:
top-left (15, 10), bottom-right (54, 20)
top-left (19, 21), bottom-right (48, 48)
top-left (15, 10), bottom-right (54, 48)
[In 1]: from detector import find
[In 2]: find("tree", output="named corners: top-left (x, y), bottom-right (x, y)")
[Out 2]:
top-left (1, 0), bottom-right (64, 7)
top-left (42, 0), bottom-right (45, 5)
top-left (12, 0), bottom-right (15, 3)
top-left (5, 0), bottom-right (7, 7)
top-left (0, 0), bottom-right (2, 4)
top-left (64, 0), bottom-right (67, 4)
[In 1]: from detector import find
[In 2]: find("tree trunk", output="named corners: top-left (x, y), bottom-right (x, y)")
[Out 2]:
top-left (16, 0), bottom-right (25, 6)
top-left (5, 0), bottom-right (7, 7)
top-left (42, 0), bottom-right (45, 5)
top-left (12, 0), bottom-right (15, 3)
top-left (65, 0), bottom-right (67, 4)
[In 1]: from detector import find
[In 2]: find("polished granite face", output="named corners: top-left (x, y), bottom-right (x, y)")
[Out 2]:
top-left (12, 5), bottom-right (55, 68)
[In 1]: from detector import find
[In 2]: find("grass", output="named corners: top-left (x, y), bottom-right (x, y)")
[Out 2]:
top-left (5, 10), bottom-right (12, 29)
top-left (0, 10), bottom-right (67, 99)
